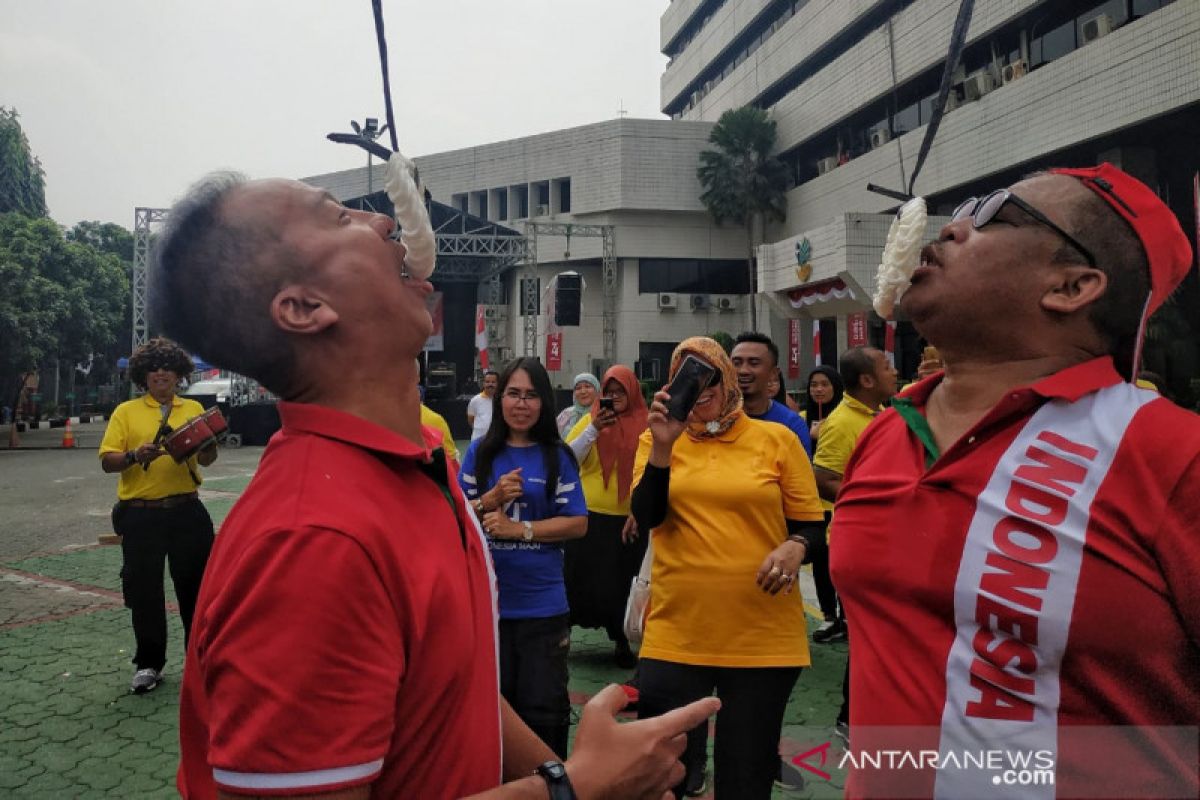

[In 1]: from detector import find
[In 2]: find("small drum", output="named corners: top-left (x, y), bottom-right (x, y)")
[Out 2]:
top-left (202, 406), bottom-right (228, 438)
top-left (163, 407), bottom-right (228, 462)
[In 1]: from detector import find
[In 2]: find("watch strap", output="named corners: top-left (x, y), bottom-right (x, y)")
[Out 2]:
top-left (534, 761), bottom-right (575, 800)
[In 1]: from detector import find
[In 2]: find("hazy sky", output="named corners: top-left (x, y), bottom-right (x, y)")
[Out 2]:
top-left (2, 1), bottom-right (669, 228)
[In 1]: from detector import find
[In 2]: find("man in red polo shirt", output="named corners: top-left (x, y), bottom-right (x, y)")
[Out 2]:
top-left (831, 164), bottom-right (1199, 798)
top-left (150, 171), bottom-right (718, 799)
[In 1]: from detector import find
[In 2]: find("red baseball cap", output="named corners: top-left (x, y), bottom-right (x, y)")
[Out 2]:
top-left (1049, 163), bottom-right (1193, 316)
top-left (1049, 163), bottom-right (1195, 379)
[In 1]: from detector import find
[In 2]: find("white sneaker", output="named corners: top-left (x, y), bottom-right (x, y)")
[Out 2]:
top-left (130, 668), bottom-right (161, 694)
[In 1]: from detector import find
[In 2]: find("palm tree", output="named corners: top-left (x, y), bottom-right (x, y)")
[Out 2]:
top-left (697, 106), bottom-right (790, 331)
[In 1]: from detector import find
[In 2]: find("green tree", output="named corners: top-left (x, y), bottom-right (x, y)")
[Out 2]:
top-left (0, 107), bottom-right (48, 217)
top-left (0, 213), bottom-right (129, 410)
top-left (66, 220), bottom-right (135, 387)
top-left (697, 106), bottom-right (790, 331)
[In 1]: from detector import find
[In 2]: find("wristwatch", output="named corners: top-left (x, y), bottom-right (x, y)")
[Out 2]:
top-left (124, 450), bottom-right (137, 466)
top-left (522, 521), bottom-right (534, 542)
top-left (534, 761), bottom-right (575, 799)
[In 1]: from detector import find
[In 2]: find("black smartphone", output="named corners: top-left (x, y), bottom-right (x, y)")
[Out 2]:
top-left (664, 355), bottom-right (717, 422)
top-left (599, 397), bottom-right (615, 412)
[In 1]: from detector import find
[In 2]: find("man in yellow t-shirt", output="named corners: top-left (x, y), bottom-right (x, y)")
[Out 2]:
top-left (99, 338), bottom-right (217, 695)
top-left (811, 346), bottom-right (896, 740)
top-left (811, 346), bottom-right (897, 645)
top-left (420, 403), bottom-right (459, 463)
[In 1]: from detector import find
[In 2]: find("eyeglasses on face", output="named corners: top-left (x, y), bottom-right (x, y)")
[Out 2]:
top-left (951, 189), bottom-right (1097, 268)
top-left (502, 390), bottom-right (541, 404)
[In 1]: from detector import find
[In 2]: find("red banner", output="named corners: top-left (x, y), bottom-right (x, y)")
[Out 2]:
top-left (546, 332), bottom-right (563, 371)
top-left (787, 319), bottom-right (802, 379)
top-left (848, 311), bottom-right (868, 348)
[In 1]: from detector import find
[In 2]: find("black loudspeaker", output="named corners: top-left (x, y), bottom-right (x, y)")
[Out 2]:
top-left (554, 274), bottom-right (582, 326)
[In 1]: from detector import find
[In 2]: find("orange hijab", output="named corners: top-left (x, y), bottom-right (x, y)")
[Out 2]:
top-left (592, 365), bottom-right (648, 503)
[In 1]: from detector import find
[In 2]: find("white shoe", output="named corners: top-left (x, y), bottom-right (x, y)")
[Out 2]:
top-left (130, 668), bottom-right (161, 694)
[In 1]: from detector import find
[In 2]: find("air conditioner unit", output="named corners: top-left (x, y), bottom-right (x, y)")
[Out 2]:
top-left (960, 71), bottom-right (996, 102)
top-left (870, 129), bottom-right (891, 149)
top-left (1081, 13), bottom-right (1113, 44)
top-left (483, 306), bottom-right (507, 321)
top-left (817, 156), bottom-right (839, 176)
top-left (715, 295), bottom-right (738, 312)
top-left (943, 91), bottom-right (961, 112)
top-left (657, 292), bottom-right (678, 310)
top-left (1002, 59), bottom-right (1028, 85)
top-left (534, 204), bottom-right (550, 217)
top-left (690, 294), bottom-right (710, 311)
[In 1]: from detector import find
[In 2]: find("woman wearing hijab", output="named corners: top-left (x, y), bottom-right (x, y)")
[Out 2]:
top-left (800, 365), bottom-right (845, 643)
top-left (629, 337), bottom-right (825, 799)
top-left (801, 365), bottom-right (844, 442)
top-left (556, 373), bottom-right (600, 438)
top-left (562, 365), bottom-right (649, 669)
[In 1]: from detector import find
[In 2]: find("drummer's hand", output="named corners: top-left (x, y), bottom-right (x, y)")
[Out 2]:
top-left (134, 443), bottom-right (163, 465)
top-left (197, 442), bottom-right (218, 466)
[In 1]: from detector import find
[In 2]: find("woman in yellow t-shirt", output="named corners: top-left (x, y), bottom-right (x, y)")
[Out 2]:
top-left (563, 365), bottom-right (648, 670)
top-left (629, 337), bottom-right (825, 799)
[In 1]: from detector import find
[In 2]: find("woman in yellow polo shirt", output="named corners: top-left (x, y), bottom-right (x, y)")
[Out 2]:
top-left (630, 337), bottom-right (825, 798)
top-left (563, 364), bottom-right (648, 670)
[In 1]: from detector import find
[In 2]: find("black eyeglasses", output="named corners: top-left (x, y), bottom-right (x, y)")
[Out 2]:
top-left (951, 189), bottom-right (1097, 268)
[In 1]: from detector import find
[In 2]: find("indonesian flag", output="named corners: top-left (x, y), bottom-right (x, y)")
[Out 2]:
top-left (475, 304), bottom-right (489, 370)
top-left (885, 320), bottom-right (897, 368)
top-left (812, 320), bottom-right (822, 367)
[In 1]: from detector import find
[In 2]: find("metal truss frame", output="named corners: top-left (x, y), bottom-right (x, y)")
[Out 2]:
top-left (132, 207), bottom-right (169, 353)
top-left (522, 222), bottom-right (617, 363)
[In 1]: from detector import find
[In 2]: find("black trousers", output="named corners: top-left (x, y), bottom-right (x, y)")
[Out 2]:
top-left (114, 499), bottom-right (214, 672)
top-left (809, 511), bottom-right (840, 621)
top-left (638, 658), bottom-right (801, 800)
top-left (498, 613), bottom-right (572, 759)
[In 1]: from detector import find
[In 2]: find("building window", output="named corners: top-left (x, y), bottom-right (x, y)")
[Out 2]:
top-left (639, 258), bottom-right (751, 294)
top-left (1032, 19), bottom-right (1076, 66)
top-left (453, 194), bottom-right (468, 214)
top-left (554, 178), bottom-right (572, 214)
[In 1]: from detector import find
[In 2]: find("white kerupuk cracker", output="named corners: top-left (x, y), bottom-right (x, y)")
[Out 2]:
top-left (872, 196), bottom-right (928, 318)
top-left (384, 152), bottom-right (436, 281)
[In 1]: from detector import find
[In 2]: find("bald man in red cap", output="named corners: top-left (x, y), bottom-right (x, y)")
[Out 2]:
top-left (829, 164), bottom-right (1199, 799)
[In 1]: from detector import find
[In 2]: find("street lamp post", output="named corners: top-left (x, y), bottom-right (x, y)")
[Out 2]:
top-left (351, 118), bottom-right (389, 210)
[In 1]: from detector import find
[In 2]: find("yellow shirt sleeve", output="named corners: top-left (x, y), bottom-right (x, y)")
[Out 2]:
top-left (98, 404), bottom-right (130, 456)
top-left (813, 410), bottom-right (856, 475)
top-left (776, 429), bottom-right (824, 521)
top-left (566, 413), bottom-right (592, 444)
top-left (420, 405), bottom-right (458, 462)
top-left (632, 430), bottom-right (653, 490)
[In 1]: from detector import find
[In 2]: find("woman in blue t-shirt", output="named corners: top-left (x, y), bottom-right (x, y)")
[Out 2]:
top-left (458, 357), bottom-right (587, 758)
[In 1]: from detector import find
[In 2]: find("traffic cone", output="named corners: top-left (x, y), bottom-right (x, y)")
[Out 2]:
top-left (61, 418), bottom-right (76, 448)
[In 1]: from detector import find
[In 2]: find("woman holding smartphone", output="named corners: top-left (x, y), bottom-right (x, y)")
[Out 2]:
top-left (630, 336), bottom-right (825, 798)
top-left (458, 357), bottom-right (588, 758)
top-left (562, 364), bottom-right (649, 670)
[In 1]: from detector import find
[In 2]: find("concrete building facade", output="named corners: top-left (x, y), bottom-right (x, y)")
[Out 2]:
top-left (664, 0), bottom-right (1199, 378)
top-left (308, 0), bottom-right (1198, 395)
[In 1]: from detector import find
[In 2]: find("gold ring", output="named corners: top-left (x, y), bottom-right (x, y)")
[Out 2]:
top-left (781, 573), bottom-right (793, 582)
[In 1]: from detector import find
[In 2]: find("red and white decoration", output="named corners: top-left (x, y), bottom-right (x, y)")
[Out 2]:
top-left (787, 319), bottom-right (802, 379)
top-left (884, 320), bottom-right (897, 368)
top-left (812, 320), bottom-right (822, 367)
top-left (474, 305), bottom-right (489, 371)
top-left (787, 277), bottom-right (856, 308)
top-left (847, 311), bottom-right (868, 348)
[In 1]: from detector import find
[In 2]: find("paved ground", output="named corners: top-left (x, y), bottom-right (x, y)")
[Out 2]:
top-left (0, 423), bottom-right (849, 798)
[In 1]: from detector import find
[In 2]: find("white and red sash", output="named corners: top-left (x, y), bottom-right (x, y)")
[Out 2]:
top-left (934, 383), bottom-right (1157, 799)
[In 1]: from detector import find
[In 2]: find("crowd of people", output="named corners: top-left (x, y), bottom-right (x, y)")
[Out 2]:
top-left (96, 161), bottom-right (1198, 799)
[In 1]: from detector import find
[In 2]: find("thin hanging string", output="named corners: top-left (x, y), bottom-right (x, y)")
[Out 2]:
top-left (372, 0), bottom-right (400, 153)
top-left (906, 0), bottom-right (975, 196)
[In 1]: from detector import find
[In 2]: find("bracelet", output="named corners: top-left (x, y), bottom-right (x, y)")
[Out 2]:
top-left (786, 534), bottom-right (808, 548)
top-left (473, 498), bottom-right (490, 515)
